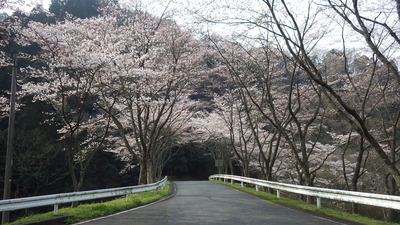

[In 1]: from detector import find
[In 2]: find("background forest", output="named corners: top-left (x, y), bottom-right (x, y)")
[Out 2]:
top-left (0, 0), bottom-right (399, 222)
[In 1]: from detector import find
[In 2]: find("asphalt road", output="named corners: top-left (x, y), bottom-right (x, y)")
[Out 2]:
top-left (74, 181), bottom-right (352, 225)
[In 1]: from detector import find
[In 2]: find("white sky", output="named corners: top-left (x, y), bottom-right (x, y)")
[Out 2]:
top-left (6, 0), bottom-right (399, 59)
top-left (1, 0), bottom-right (50, 14)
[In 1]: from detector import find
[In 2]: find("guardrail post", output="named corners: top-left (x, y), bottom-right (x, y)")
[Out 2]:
top-left (126, 194), bottom-right (130, 202)
top-left (241, 182), bottom-right (244, 187)
top-left (256, 185), bottom-right (259, 191)
top-left (223, 178), bottom-right (226, 183)
top-left (231, 179), bottom-right (234, 184)
top-left (317, 197), bottom-right (321, 209)
top-left (54, 204), bottom-right (59, 215)
top-left (277, 190), bottom-right (280, 199)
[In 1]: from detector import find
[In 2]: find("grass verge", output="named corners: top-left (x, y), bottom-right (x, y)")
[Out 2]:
top-left (7, 182), bottom-right (171, 225)
top-left (211, 180), bottom-right (397, 225)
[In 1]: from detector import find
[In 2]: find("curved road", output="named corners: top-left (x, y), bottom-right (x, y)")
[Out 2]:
top-left (75, 181), bottom-right (354, 225)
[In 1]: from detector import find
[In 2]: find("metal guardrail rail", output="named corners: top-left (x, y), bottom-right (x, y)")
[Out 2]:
top-left (0, 177), bottom-right (167, 215)
top-left (209, 174), bottom-right (400, 210)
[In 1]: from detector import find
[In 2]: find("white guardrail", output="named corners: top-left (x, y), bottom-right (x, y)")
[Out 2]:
top-left (0, 176), bottom-right (167, 215)
top-left (209, 174), bottom-right (400, 210)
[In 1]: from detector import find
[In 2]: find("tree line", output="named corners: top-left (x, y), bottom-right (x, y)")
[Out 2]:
top-left (0, 0), bottom-right (399, 222)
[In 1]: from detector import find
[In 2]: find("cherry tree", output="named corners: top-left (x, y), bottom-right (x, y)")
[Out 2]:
top-left (210, 37), bottom-right (340, 191)
top-left (18, 0), bottom-right (206, 186)
top-left (325, 0), bottom-right (400, 197)
top-left (319, 49), bottom-right (392, 211)
top-left (185, 110), bottom-right (234, 174)
top-left (242, 0), bottom-right (400, 191)
top-left (309, 7), bottom-right (400, 215)
top-left (222, 91), bottom-right (258, 177)
top-left (20, 14), bottom-right (112, 192)
top-left (90, 6), bottom-right (202, 184)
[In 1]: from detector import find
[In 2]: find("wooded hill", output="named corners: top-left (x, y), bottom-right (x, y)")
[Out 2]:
top-left (0, 0), bottom-right (399, 222)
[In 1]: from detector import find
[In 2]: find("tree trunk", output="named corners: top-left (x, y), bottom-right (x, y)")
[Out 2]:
top-left (384, 175), bottom-right (398, 222)
top-left (139, 161), bottom-right (148, 185)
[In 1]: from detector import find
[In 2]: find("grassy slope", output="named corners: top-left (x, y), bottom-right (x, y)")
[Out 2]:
top-left (211, 180), bottom-right (398, 225)
top-left (7, 182), bottom-right (171, 225)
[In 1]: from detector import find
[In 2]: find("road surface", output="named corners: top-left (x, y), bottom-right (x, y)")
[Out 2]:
top-left (75, 181), bottom-right (355, 225)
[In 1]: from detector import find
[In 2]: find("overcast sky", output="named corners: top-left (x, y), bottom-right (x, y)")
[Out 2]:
top-left (7, 0), bottom-right (398, 58)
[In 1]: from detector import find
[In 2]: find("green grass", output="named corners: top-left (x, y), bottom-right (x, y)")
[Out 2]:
top-left (211, 180), bottom-right (398, 225)
top-left (7, 182), bottom-right (171, 225)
